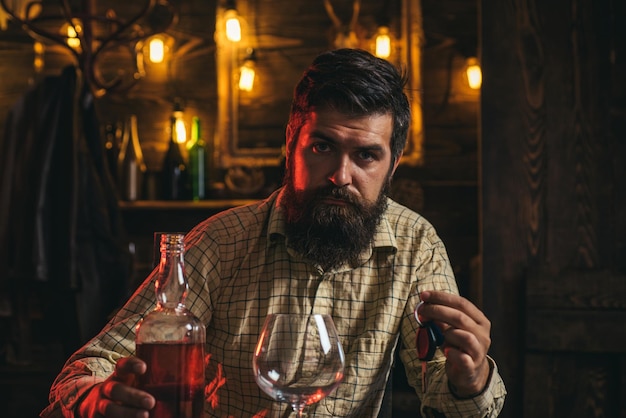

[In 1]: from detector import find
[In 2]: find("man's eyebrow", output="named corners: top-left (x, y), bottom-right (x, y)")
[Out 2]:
top-left (310, 131), bottom-right (386, 152)
top-left (310, 130), bottom-right (335, 142)
top-left (358, 144), bottom-right (385, 152)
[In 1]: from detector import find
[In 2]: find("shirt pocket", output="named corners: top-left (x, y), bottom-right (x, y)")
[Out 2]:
top-left (320, 336), bottom-right (393, 417)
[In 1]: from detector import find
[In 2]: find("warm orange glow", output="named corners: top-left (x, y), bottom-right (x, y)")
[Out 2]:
top-left (465, 57), bottom-right (482, 89)
top-left (63, 20), bottom-right (82, 50)
top-left (173, 110), bottom-right (187, 143)
top-left (374, 26), bottom-right (391, 58)
top-left (224, 9), bottom-right (242, 42)
top-left (254, 328), bottom-right (267, 356)
top-left (239, 62), bottom-right (255, 91)
top-left (305, 388), bottom-right (326, 406)
top-left (148, 36), bottom-right (165, 63)
top-left (33, 41), bottom-right (44, 72)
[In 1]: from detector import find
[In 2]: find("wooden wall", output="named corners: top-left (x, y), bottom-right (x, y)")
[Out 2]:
top-left (0, 1), bottom-right (481, 416)
top-left (3, 0), bottom-right (625, 416)
top-left (0, 1), bottom-right (482, 295)
top-left (481, 0), bottom-right (626, 417)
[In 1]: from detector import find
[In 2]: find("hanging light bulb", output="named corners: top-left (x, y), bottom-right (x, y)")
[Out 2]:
top-left (33, 41), bottom-right (44, 73)
top-left (148, 36), bottom-right (165, 63)
top-left (374, 26), bottom-right (391, 59)
top-left (239, 49), bottom-right (256, 92)
top-left (465, 57), bottom-right (482, 89)
top-left (224, 1), bottom-right (242, 42)
top-left (173, 108), bottom-right (187, 144)
top-left (63, 19), bottom-right (82, 50)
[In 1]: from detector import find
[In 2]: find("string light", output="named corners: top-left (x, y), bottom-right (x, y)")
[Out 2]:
top-left (148, 36), bottom-right (165, 63)
top-left (173, 109), bottom-right (187, 144)
top-left (33, 41), bottom-right (44, 73)
top-left (465, 57), bottom-right (482, 89)
top-left (224, 7), bottom-right (241, 42)
top-left (239, 49), bottom-right (256, 91)
top-left (374, 26), bottom-right (391, 58)
top-left (63, 20), bottom-right (82, 50)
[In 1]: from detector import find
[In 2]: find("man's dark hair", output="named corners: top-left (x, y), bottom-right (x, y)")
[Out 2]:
top-left (286, 48), bottom-right (411, 165)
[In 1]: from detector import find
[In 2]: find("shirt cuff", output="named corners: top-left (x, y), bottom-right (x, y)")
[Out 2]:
top-left (443, 356), bottom-right (507, 416)
top-left (448, 355), bottom-right (495, 399)
top-left (65, 375), bottom-right (106, 418)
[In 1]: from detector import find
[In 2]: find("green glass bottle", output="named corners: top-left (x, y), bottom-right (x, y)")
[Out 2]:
top-left (187, 116), bottom-right (206, 201)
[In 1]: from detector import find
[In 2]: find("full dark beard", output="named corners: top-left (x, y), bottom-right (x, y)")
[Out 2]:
top-left (281, 182), bottom-right (389, 271)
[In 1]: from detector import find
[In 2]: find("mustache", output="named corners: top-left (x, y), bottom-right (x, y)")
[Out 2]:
top-left (313, 186), bottom-right (360, 205)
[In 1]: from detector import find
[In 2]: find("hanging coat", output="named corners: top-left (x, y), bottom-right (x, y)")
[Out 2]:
top-left (0, 66), bottom-right (131, 346)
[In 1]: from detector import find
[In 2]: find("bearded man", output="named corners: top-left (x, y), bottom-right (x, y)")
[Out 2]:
top-left (42, 48), bottom-right (506, 418)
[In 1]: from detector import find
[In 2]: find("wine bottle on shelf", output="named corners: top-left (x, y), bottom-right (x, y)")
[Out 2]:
top-left (135, 233), bottom-right (206, 418)
top-left (187, 116), bottom-right (206, 201)
top-left (161, 105), bottom-right (189, 200)
top-left (103, 121), bottom-right (120, 185)
top-left (117, 114), bottom-right (146, 201)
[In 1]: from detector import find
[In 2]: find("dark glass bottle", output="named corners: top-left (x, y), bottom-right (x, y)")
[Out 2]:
top-left (117, 114), bottom-right (146, 201)
top-left (103, 121), bottom-right (120, 185)
top-left (135, 233), bottom-right (206, 418)
top-left (161, 106), bottom-right (189, 200)
top-left (187, 116), bottom-right (206, 201)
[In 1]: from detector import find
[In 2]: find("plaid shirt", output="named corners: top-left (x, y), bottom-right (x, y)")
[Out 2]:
top-left (42, 188), bottom-right (506, 418)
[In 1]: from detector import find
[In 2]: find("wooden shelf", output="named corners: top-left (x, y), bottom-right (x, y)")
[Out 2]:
top-left (118, 199), bottom-right (255, 235)
top-left (118, 199), bottom-right (258, 211)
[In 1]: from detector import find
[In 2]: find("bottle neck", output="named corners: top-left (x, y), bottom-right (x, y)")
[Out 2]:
top-left (191, 116), bottom-right (202, 145)
top-left (156, 234), bottom-right (188, 310)
top-left (169, 116), bottom-right (178, 144)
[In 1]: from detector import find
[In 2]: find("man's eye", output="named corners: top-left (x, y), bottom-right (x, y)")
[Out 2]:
top-left (359, 151), bottom-right (375, 161)
top-left (313, 143), bottom-right (331, 153)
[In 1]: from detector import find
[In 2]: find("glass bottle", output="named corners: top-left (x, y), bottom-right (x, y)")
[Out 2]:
top-left (117, 114), bottom-right (146, 201)
top-left (187, 116), bottom-right (206, 201)
top-left (135, 233), bottom-right (206, 418)
top-left (103, 121), bottom-right (120, 186)
top-left (161, 104), bottom-right (189, 200)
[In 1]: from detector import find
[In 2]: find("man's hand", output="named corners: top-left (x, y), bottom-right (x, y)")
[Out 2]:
top-left (77, 356), bottom-right (155, 418)
top-left (418, 290), bottom-right (491, 397)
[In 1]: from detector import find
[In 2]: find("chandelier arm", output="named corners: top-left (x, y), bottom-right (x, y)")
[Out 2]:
top-left (0, 0), bottom-right (79, 60)
top-left (0, 0), bottom-right (175, 94)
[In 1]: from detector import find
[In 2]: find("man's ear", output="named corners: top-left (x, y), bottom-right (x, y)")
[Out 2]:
top-left (284, 124), bottom-right (293, 169)
top-left (391, 151), bottom-right (403, 177)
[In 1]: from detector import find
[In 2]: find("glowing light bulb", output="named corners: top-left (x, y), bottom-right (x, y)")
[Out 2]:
top-left (239, 62), bottom-right (255, 91)
top-left (33, 41), bottom-right (44, 72)
top-left (465, 57), bottom-right (482, 90)
top-left (173, 111), bottom-right (187, 144)
top-left (225, 9), bottom-right (241, 42)
top-left (65, 22), bottom-right (81, 49)
top-left (149, 37), bottom-right (165, 63)
top-left (375, 26), bottom-right (391, 59)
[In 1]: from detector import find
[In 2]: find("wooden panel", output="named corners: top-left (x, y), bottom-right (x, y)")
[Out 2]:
top-left (526, 309), bottom-right (626, 352)
top-left (526, 270), bottom-right (626, 310)
top-left (524, 353), bottom-right (623, 418)
top-left (525, 270), bottom-right (626, 352)
top-left (0, 1), bottom-right (482, 415)
top-left (481, 0), bottom-right (626, 416)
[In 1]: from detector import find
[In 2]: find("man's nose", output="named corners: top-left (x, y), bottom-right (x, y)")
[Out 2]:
top-left (328, 156), bottom-right (352, 187)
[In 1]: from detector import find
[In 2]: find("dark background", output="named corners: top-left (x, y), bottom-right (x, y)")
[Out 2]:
top-left (0, 0), bottom-right (624, 417)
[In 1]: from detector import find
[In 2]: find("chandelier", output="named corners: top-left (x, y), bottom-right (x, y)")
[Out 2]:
top-left (0, 0), bottom-right (177, 95)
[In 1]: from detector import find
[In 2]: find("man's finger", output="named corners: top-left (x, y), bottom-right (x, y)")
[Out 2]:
top-left (420, 290), bottom-right (488, 325)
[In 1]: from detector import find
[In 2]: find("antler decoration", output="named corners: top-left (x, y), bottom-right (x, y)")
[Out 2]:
top-left (323, 0), bottom-right (362, 49)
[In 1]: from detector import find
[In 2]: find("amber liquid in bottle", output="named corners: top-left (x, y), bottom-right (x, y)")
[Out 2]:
top-left (136, 342), bottom-right (204, 418)
top-left (135, 233), bottom-right (205, 418)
